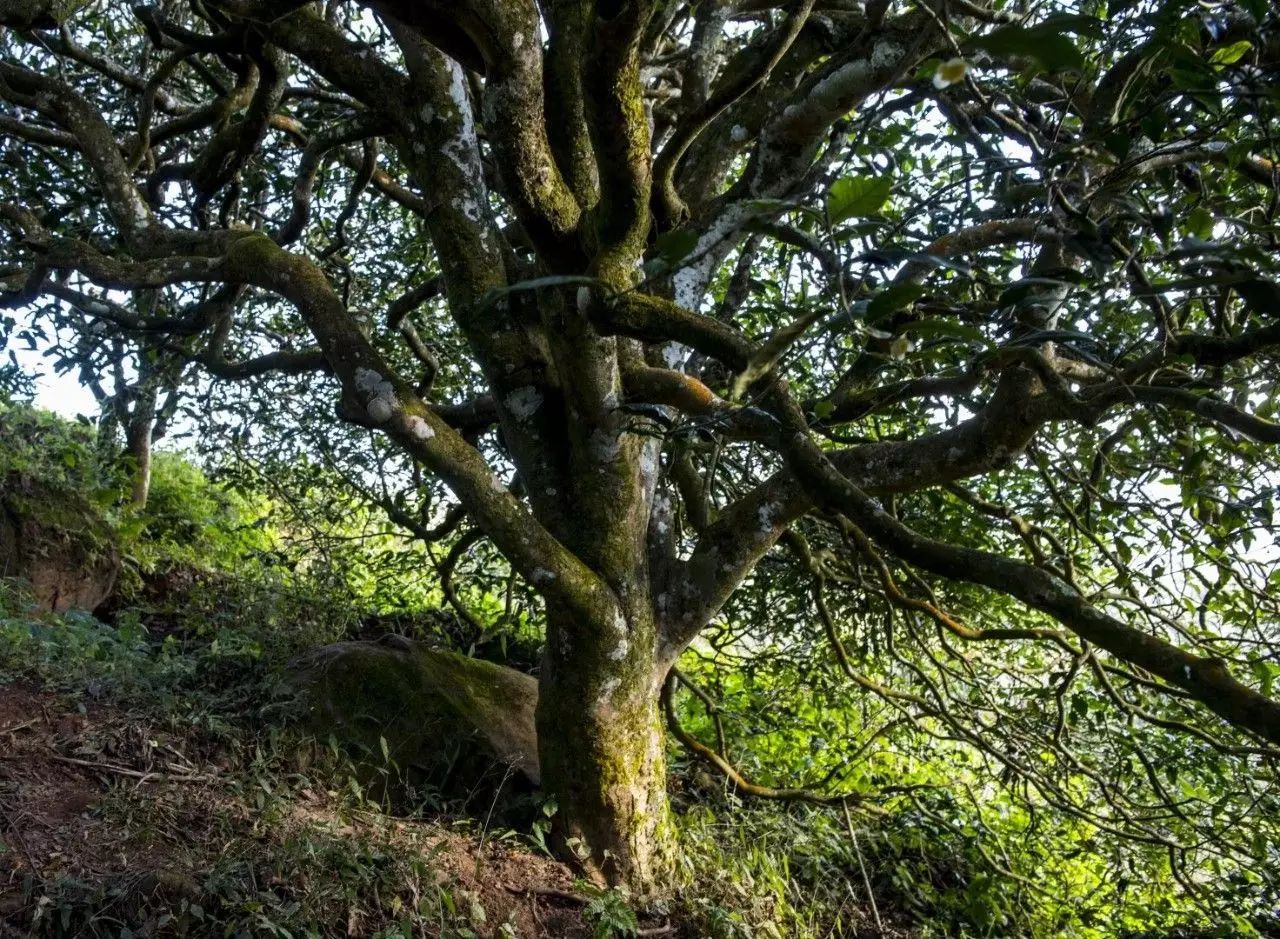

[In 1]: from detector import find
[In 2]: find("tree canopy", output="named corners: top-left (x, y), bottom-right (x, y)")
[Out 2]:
top-left (2, 0), bottom-right (1279, 920)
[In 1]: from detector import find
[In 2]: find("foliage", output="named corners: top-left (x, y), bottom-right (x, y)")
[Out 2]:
top-left (578, 882), bottom-right (640, 939)
top-left (125, 452), bottom-right (275, 575)
top-left (0, 553), bottom-right (525, 936)
top-left (0, 415), bottom-right (1274, 936)
top-left (0, 402), bottom-right (121, 511)
top-left (3, 0), bottom-right (1280, 920)
top-left (669, 647), bottom-right (1279, 937)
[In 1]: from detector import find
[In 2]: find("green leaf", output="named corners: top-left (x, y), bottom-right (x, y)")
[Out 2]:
top-left (654, 228), bottom-right (700, 266)
top-left (827, 175), bottom-right (893, 223)
top-left (907, 318), bottom-right (990, 346)
top-left (1186, 206), bottom-right (1214, 241)
top-left (972, 16), bottom-right (1099, 71)
top-left (867, 283), bottom-right (927, 321)
top-left (1209, 40), bottom-right (1251, 66)
top-left (1252, 660), bottom-right (1279, 698)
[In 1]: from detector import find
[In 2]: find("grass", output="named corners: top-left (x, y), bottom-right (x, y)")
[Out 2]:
top-left (0, 581), bottom-right (600, 938)
top-left (3, 403), bottom-right (1259, 938)
top-left (0, 572), bottom-right (908, 938)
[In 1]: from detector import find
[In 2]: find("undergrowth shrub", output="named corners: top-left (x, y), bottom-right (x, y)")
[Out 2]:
top-left (6, 407), bottom-right (1268, 939)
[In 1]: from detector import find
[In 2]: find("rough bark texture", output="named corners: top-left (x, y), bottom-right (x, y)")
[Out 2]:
top-left (538, 605), bottom-right (672, 890)
top-left (124, 418), bottom-right (153, 508)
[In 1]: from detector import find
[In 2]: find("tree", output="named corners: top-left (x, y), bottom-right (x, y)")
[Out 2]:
top-left (2, 0), bottom-right (1279, 899)
top-left (62, 301), bottom-right (189, 506)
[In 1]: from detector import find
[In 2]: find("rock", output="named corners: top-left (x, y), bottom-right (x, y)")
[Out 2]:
top-left (285, 636), bottom-right (541, 802)
top-left (0, 472), bottom-right (120, 613)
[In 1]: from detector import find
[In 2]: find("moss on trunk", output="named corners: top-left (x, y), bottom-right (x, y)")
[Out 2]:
top-left (536, 604), bottom-right (674, 895)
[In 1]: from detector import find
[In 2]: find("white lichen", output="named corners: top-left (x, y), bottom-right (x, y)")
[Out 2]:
top-left (639, 445), bottom-right (659, 485)
top-left (435, 60), bottom-right (489, 232)
top-left (652, 490), bottom-right (672, 537)
top-left (367, 397), bottom-right (394, 423)
top-left (442, 65), bottom-right (481, 181)
top-left (870, 40), bottom-right (904, 70)
top-left (660, 342), bottom-right (688, 369)
top-left (354, 367), bottom-right (383, 395)
top-left (406, 415), bottom-right (434, 440)
top-left (504, 385), bottom-right (544, 421)
top-left (730, 124), bottom-right (749, 142)
top-left (671, 201), bottom-right (754, 311)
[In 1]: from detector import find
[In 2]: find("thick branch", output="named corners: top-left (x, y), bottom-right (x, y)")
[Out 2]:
top-left (772, 393), bottom-right (1280, 748)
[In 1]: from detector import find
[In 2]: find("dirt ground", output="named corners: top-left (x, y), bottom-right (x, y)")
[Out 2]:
top-left (0, 681), bottom-right (675, 937)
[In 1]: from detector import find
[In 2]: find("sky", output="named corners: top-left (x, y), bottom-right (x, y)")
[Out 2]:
top-left (8, 310), bottom-right (99, 419)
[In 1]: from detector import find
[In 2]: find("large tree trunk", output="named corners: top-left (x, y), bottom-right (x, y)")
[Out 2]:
top-left (121, 376), bottom-right (159, 509)
top-left (124, 416), bottom-right (153, 508)
top-left (536, 604), bottom-right (673, 894)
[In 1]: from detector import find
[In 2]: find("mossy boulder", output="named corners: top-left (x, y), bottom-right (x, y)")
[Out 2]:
top-left (286, 636), bottom-right (541, 804)
top-left (0, 471), bottom-right (120, 612)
